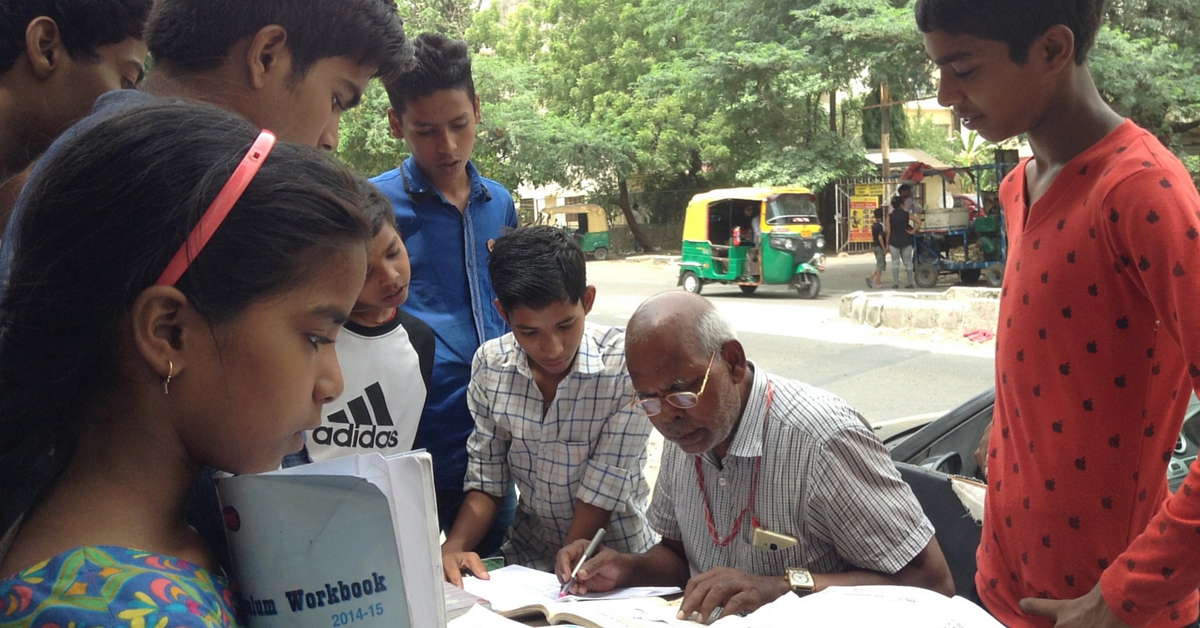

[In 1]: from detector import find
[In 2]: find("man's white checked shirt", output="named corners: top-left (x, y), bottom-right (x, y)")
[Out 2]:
top-left (465, 323), bottom-right (656, 570)
top-left (648, 363), bottom-right (934, 578)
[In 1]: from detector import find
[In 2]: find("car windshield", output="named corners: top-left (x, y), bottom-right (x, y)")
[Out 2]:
top-left (765, 194), bottom-right (818, 225)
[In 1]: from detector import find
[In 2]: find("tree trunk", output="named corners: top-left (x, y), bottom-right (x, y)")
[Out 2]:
top-left (618, 177), bottom-right (655, 252)
top-left (829, 91), bottom-right (838, 133)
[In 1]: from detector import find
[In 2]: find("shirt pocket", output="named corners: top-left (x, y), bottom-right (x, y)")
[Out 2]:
top-left (734, 536), bottom-right (805, 576)
top-left (531, 441), bottom-right (591, 521)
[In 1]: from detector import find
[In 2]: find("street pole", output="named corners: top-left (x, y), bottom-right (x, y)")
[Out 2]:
top-left (880, 83), bottom-right (891, 190)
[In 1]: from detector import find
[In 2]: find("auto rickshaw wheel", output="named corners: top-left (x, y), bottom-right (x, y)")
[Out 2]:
top-left (914, 262), bottom-right (940, 289)
top-left (739, 285), bottom-right (758, 295)
top-left (986, 263), bottom-right (1005, 288)
top-left (592, 246), bottom-right (608, 261)
top-left (959, 269), bottom-right (982, 284)
top-left (795, 275), bottom-right (820, 299)
top-left (681, 271), bottom-right (703, 294)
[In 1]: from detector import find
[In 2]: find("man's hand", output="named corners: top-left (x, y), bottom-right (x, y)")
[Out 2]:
top-left (1020, 583), bottom-right (1132, 628)
top-left (974, 419), bottom-right (992, 480)
top-left (555, 540), bottom-right (628, 595)
top-left (442, 550), bottom-right (488, 588)
top-left (676, 567), bottom-right (789, 624)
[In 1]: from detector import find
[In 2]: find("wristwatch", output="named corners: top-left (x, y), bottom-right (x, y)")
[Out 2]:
top-left (785, 567), bottom-right (815, 596)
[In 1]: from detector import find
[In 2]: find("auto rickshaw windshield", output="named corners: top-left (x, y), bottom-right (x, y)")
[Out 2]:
top-left (765, 193), bottom-right (818, 225)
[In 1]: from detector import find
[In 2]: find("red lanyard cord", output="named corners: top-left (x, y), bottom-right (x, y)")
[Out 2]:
top-left (693, 382), bottom-right (773, 547)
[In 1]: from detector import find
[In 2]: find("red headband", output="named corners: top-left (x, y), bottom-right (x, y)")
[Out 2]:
top-left (155, 130), bottom-right (277, 286)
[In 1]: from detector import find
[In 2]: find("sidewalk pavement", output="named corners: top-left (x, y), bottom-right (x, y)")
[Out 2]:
top-left (839, 286), bottom-right (1000, 334)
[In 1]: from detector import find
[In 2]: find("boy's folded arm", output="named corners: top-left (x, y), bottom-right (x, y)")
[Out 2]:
top-left (576, 404), bottom-right (652, 512)
top-left (465, 353), bottom-right (514, 496)
top-left (564, 499), bottom-right (615, 546)
top-left (443, 490), bottom-right (506, 554)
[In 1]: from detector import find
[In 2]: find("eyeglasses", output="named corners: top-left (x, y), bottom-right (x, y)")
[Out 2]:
top-left (631, 351), bottom-right (716, 416)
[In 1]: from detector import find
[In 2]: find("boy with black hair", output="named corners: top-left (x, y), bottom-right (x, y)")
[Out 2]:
top-left (142, 0), bottom-right (410, 150)
top-left (917, 1), bottom-right (1200, 626)
top-left (0, 0), bottom-right (412, 289)
top-left (0, 0), bottom-right (150, 212)
top-left (370, 33), bottom-right (519, 556)
top-left (440, 226), bottom-right (654, 585)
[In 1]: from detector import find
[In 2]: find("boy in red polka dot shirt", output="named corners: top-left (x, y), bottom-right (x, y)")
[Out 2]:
top-left (917, 1), bottom-right (1200, 627)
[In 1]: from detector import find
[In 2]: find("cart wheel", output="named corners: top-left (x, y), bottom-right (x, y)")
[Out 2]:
top-left (592, 246), bottom-right (608, 261)
top-left (914, 263), bottom-right (939, 289)
top-left (795, 275), bottom-right (821, 299)
top-left (681, 271), bottom-right (703, 294)
top-left (959, 269), bottom-right (982, 284)
top-left (739, 285), bottom-right (758, 295)
top-left (986, 263), bottom-right (1005, 288)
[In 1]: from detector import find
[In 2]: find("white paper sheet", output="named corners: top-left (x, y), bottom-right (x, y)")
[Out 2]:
top-left (462, 565), bottom-right (682, 612)
top-left (447, 604), bottom-right (528, 627)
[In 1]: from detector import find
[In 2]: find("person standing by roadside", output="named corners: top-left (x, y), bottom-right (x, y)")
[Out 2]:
top-left (886, 196), bottom-right (918, 288)
top-left (867, 207), bottom-right (887, 289)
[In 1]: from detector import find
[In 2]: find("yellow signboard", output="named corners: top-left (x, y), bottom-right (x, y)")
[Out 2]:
top-left (848, 196), bottom-right (879, 243)
top-left (853, 183), bottom-right (885, 197)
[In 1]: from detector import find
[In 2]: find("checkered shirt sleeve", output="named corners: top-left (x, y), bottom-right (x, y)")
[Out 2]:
top-left (464, 348), bottom-right (514, 497)
top-left (575, 374), bottom-right (648, 513)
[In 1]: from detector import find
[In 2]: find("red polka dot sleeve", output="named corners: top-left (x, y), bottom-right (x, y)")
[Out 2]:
top-left (1097, 161), bottom-right (1200, 627)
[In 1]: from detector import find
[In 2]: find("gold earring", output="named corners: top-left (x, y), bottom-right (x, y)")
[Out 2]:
top-left (163, 360), bottom-right (174, 395)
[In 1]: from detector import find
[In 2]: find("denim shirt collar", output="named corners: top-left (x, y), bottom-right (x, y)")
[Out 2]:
top-left (401, 158), bottom-right (492, 206)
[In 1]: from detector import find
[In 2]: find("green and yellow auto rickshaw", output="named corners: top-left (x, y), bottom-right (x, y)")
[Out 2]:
top-left (678, 187), bottom-right (826, 298)
top-left (541, 204), bottom-right (611, 260)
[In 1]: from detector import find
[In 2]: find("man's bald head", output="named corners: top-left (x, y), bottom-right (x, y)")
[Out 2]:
top-left (625, 291), bottom-right (749, 458)
top-left (627, 292), bottom-right (736, 359)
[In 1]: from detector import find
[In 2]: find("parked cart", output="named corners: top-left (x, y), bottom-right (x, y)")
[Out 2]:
top-left (913, 204), bottom-right (1006, 288)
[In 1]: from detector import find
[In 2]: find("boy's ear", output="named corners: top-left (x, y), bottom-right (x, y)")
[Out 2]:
top-left (245, 25), bottom-right (291, 90)
top-left (129, 285), bottom-right (199, 387)
top-left (493, 298), bottom-right (508, 325)
top-left (387, 108), bottom-right (404, 140)
top-left (1037, 24), bottom-right (1076, 72)
top-left (582, 285), bottom-right (596, 315)
top-left (473, 92), bottom-right (482, 124)
top-left (24, 17), bottom-right (67, 79)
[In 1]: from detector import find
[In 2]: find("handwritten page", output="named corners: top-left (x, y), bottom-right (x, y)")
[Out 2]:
top-left (461, 565), bottom-right (681, 612)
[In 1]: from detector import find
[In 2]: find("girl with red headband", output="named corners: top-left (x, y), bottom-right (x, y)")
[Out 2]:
top-left (0, 101), bottom-right (377, 626)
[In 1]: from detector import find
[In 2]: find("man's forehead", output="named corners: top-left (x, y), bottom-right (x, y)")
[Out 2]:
top-left (628, 340), bottom-right (699, 379)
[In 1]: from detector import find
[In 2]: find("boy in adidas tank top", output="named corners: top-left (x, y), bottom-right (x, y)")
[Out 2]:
top-left (293, 184), bottom-right (434, 463)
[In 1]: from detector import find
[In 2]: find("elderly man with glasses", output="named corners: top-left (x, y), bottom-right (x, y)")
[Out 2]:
top-left (555, 291), bottom-right (954, 621)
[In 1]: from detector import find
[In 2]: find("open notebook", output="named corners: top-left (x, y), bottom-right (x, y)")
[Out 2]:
top-left (461, 565), bottom-right (685, 627)
top-left (214, 451), bottom-right (444, 628)
top-left (460, 568), bottom-right (1004, 628)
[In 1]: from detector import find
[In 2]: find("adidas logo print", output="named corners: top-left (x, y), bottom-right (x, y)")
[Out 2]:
top-left (312, 382), bottom-right (400, 449)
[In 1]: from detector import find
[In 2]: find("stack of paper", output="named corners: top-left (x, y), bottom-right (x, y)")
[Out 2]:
top-left (215, 452), bottom-right (444, 628)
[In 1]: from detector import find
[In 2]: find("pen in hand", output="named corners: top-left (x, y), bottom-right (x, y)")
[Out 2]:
top-left (559, 528), bottom-right (606, 597)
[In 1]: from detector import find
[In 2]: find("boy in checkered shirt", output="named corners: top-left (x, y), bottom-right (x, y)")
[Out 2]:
top-left (439, 226), bottom-right (656, 584)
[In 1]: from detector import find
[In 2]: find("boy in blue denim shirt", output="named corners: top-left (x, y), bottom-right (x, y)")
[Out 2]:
top-left (370, 33), bottom-right (517, 554)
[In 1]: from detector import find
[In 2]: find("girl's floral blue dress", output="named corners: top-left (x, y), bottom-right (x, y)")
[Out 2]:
top-left (1, 546), bottom-right (240, 627)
